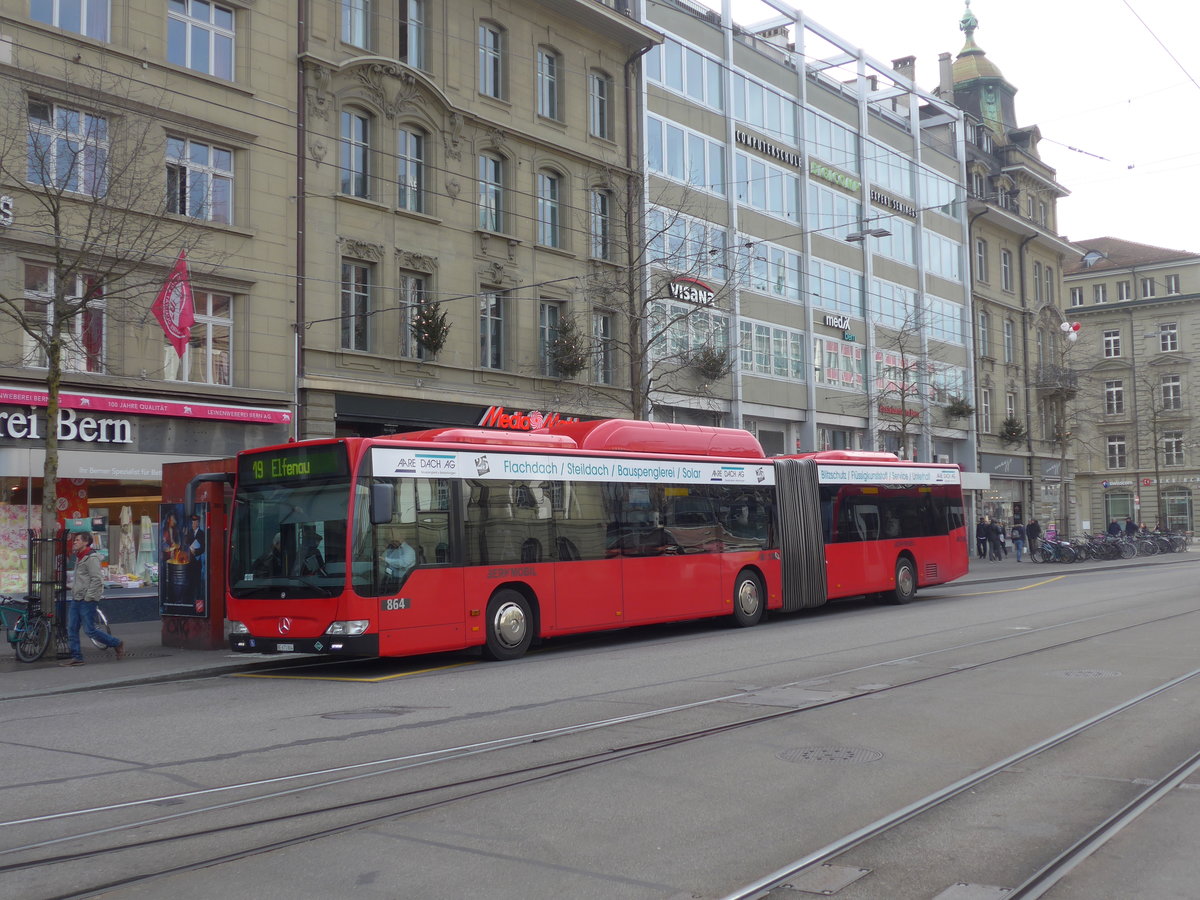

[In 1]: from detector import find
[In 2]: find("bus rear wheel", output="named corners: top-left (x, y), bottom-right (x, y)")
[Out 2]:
top-left (483, 589), bottom-right (533, 661)
top-left (731, 571), bottom-right (764, 627)
top-left (886, 557), bottom-right (916, 605)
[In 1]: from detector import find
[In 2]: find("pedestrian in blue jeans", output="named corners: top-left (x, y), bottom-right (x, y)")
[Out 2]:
top-left (1011, 522), bottom-right (1026, 562)
top-left (60, 531), bottom-right (125, 666)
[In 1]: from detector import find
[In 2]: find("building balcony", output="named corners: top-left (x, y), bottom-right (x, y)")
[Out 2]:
top-left (1034, 364), bottom-right (1079, 396)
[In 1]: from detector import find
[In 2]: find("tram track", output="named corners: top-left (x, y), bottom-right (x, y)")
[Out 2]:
top-left (3, 595), bottom-right (1200, 898)
top-left (722, 668), bottom-right (1200, 899)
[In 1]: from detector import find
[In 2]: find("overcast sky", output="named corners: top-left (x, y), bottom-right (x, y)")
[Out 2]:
top-left (698, 0), bottom-right (1200, 254)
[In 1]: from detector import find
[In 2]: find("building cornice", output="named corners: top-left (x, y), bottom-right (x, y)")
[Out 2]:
top-left (966, 201), bottom-right (1080, 257)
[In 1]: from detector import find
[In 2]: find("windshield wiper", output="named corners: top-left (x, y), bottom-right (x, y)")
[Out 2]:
top-left (295, 576), bottom-right (337, 597)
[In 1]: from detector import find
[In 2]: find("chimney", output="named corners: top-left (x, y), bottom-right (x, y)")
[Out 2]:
top-left (892, 55), bottom-right (916, 82)
top-left (937, 51), bottom-right (954, 100)
top-left (754, 25), bottom-right (790, 49)
top-left (891, 56), bottom-right (917, 114)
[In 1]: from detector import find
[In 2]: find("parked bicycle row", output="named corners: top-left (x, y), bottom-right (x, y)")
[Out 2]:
top-left (1030, 531), bottom-right (1190, 563)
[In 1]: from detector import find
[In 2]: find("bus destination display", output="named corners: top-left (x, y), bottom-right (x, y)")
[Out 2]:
top-left (238, 444), bottom-right (348, 485)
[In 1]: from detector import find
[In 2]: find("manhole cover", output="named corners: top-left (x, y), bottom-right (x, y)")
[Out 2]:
top-left (777, 747), bottom-right (883, 764)
top-left (1061, 670), bottom-right (1122, 678)
top-left (321, 708), bottom-right (411, 719)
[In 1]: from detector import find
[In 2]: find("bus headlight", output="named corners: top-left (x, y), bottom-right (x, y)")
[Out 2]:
top-left (326, 620), bottom-right (369, 636)
top-left (229, 621), bottom-right (249, 634)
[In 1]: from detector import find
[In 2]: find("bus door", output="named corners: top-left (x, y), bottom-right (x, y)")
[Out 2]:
top-left (544, 480), bottom-right (621, 632)
top-left (825, 486), bottom-right (889, 596)
top-left (616, 485), bottom-right (722, 624)
top-left (355, 475), bottom-right (465, 655)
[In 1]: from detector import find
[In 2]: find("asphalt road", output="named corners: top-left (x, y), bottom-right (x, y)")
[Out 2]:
top-left (2, 556), bottom-right (1199, 899)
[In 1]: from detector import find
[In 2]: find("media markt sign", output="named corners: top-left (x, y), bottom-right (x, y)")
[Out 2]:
top-left (478, 406), bottom-right (580, 431)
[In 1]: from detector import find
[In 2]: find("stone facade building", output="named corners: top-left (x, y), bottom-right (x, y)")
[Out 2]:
top-left (0, 0), bottom-right (656, 595)
top-left (942, 6), bottom-right (1077, 529)
top-left (0, 0), bottom-right (298, 591)
top-left (297, 0), bottom-right (658, 439)
top-left (1064, 238), bottom-right (1200, 534)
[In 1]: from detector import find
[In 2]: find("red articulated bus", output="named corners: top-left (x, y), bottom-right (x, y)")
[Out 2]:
top-left (226, 419), bottom-right (967, 660)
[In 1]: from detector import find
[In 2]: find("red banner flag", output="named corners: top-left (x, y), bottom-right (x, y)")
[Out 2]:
top-left (153, 250), bottom-right (195, 357)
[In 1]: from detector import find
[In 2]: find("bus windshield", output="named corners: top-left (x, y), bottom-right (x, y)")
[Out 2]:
top-left (229, 444), bottom-right (351, 599)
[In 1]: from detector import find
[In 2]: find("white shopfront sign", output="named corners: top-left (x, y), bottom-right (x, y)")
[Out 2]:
top-left (0, 448), bottom-right (210, 480)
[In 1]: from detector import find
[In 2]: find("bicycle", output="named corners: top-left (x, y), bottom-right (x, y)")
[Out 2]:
top-left (1, 595), bottom-right (52, 663)
top-left (1030, 538), bottom-right (1076, 563)
top-left (53, 596), bottom-right (113, 658)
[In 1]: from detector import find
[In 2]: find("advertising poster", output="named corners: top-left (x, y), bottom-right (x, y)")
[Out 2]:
top-left (159, 502), bottom-right (208, 618)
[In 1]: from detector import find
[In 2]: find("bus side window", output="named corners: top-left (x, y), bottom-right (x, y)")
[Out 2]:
top-left (852, 504), bottom-right (880, 541)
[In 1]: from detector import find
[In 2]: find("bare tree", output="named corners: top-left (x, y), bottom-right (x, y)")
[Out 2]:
top-left (0, 51), bottom-right (205, 594)
top-left (577, 173), bottom-right (745, 421)
top-left (1036, 322), bottom-right (1082, 536)
top-left (872, 303), bottom-right (928, 459)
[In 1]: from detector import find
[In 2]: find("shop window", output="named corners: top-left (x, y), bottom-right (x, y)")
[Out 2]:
top-left (1161, 489), bottom-right (1192, 532)
top-left (1105, 491), bottom-right (1134, 523)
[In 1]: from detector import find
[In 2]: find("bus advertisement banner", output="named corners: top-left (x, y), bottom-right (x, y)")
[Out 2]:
top-left (370, 448), bottom-right (775, 486)
top-left (817, 465), bottom-right (960, 486)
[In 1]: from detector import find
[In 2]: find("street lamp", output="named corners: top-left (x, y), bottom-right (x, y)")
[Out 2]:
top-left (845, 227), bottom-right (892, 242)
top-left (1052, 320), bottom-right (1082, 536)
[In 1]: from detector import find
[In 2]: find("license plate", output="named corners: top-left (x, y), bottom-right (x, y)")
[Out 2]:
top-left (277, 643), bottom-right (295, 652)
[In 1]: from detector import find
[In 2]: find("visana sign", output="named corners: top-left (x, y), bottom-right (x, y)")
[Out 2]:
top-left (668, 277), bottom-right (716, 306)
top-left (0, 407), bottom-right (134, 443)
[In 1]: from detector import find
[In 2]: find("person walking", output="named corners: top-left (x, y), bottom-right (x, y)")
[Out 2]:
top-left (60, 531), bottom-right (125, 666)
top-left (1011, 521), bottom-right (1026, 562)
top-left (998, 523), bottom-right (1009, 557)
top-left (1124, 517), bottom-right (1138, 537)
top-left (976, 518), bottom-right (988, 559)
top-left (987, 519), bottom-right (1004, 561)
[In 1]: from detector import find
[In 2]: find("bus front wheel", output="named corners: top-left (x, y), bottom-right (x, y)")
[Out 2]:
top-left (731, 571), bottom-right (765, 627)
top-left (483, 589), bottom-right (534, 661)
top-left (887, 557), bottom-right (916, 605)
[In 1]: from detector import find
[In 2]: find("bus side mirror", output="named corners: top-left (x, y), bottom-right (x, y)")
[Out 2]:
top-left (370, 483), bottom-right (394, 525)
